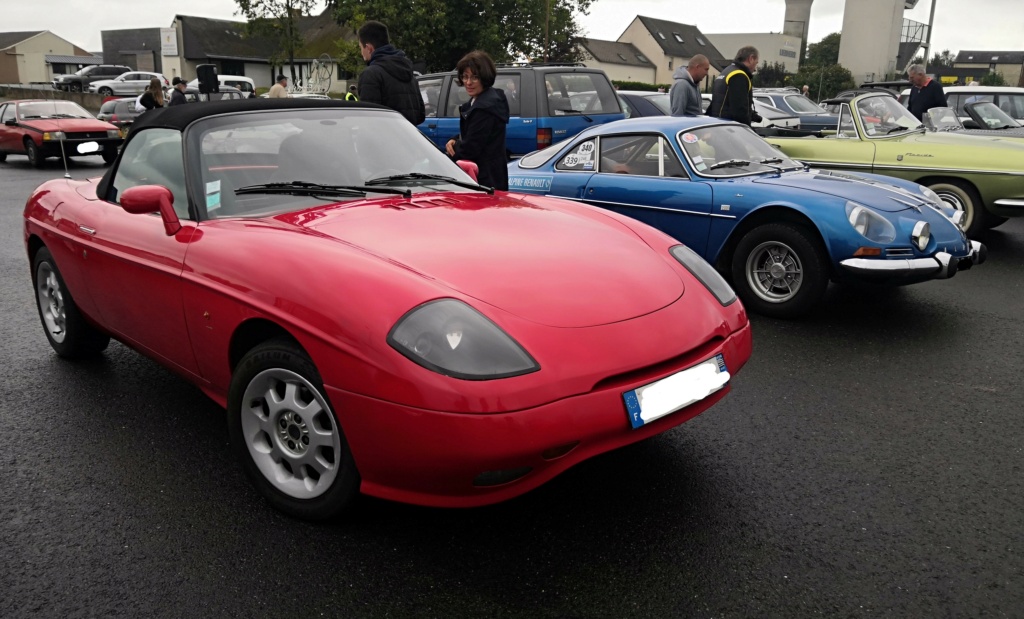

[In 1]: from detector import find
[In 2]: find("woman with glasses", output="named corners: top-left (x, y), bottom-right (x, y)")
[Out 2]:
top-left (444, 50), bottom-right (510, 190)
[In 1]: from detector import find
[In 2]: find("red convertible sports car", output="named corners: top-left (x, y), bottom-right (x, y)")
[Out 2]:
top-left (24, 99), bottom-right (752, 520)
top-left (1, 99), bottom-right (122, 167)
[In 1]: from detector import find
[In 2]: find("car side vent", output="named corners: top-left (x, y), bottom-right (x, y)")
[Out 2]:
top-left (886, 247), bottom-right (914, 257)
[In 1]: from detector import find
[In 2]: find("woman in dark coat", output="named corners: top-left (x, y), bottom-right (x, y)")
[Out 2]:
top-left (138, 77), bottom-right (165, 111)
top-left (445, 50), bottom-right (509, 190)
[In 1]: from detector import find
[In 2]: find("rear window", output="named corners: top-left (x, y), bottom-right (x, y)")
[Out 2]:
top-left (544, 73), bottom-right (619, 115)
top-left (99, 100), bottom-right (119, 114)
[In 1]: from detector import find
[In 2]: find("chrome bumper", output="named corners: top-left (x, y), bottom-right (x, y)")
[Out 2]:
top-left (839, 241), bottom-right (986, 281)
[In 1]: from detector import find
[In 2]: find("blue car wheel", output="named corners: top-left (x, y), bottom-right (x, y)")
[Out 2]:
top-left (732, 223), bottom-right (829, 319)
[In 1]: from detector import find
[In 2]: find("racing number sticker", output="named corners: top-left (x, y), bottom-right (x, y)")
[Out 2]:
top-left (558, 139), bottom-right (596, 170)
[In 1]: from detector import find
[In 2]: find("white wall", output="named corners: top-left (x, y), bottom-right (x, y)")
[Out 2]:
top-left (582, 61), bottom-right (656, 84)
top-left (837, 0), bottom-right (905, 84)
top-left (706, 33), bottom-right (803, 72)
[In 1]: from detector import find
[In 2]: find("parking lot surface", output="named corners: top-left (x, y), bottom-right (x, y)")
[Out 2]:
top-left (1, 156), bottom-right (1022, 617)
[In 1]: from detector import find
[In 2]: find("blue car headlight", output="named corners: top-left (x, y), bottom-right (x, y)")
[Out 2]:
top-left (670, 245), bottom-right (736, 306)
top-left (846, 201), bottom-right (896, 243)
top-left (388, 299), bottom-right (539, 380)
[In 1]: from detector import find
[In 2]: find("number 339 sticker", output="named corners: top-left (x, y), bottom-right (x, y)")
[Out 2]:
top-left (564, 154), bottom-right (580, 166)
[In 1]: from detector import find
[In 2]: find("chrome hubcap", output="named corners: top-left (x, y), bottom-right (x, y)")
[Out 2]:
top-left (36, 263), bottom-right (67, 343)
top-left (240, 368), bottom-right (341, 499)
top-left (935, 190), bottom-right (971, 229)
top-left (746, 240), bottom-right (803, 303)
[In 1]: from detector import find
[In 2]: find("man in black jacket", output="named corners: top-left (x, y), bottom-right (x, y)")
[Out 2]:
top-left (906, 64), bottom-right (947, 120)
top-left (708, 46), bottom-right (762, 126)
top-left (357, 21), bottom-right (425, 125)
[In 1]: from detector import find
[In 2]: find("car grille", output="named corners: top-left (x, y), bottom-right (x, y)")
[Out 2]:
top-left (66, 132), bottom-right (110, 140)
top-left (886, 247), bottom-right (914, 257)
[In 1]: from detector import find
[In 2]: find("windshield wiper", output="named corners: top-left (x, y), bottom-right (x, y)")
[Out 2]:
top-left (365, 172), bottom-right (494, 194)
top-left (235, 181), bottom-right (411, 199)
top-left (708, 159), bottom-right (752, 171)
top-left (885, 126), bottom-right (911, 134)
top-left (755, 157), bottom-right (787, 173)
top-left (554, 108), bottom-right (593, 122)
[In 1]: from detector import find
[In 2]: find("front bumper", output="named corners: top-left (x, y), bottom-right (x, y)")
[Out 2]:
top-left (38, 137), bottom-right (122, 156)
top-left (327, 322), bottom-right (752, 508)
top-left (839, 240), bottom-right (986, 283)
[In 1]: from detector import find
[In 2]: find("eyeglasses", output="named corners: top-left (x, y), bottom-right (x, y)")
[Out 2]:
top-left (460, 74), bottom-right (481, 84)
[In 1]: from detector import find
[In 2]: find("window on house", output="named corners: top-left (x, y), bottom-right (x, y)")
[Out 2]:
top-left (673, 33), bottom-right (683, 43)
top-left (657, 32), bottom-right (666, 40)
top-left (697, 36), bottom-right (706, 46)
top-left (637, 54), bottom-right (648, 63)
top-left (617, 53), bottom-right (627, 61)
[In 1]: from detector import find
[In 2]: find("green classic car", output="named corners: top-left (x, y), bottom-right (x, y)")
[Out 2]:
top-left (765, 93), bottom-right (1024, 236)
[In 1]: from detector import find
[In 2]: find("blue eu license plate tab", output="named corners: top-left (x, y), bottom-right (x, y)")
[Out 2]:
top-left (623, 354), bottom-right (729, 429)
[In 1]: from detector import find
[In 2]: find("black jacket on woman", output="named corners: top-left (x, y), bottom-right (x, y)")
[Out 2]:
top-left (451, 87), bottom-right (510, 190)
top-left (139, 91), bottom-right (163, 110)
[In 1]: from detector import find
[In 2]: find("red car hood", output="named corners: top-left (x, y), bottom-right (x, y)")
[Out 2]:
top-left (20, 118), bottom-right (115, 132)
top-left (304, 193), bottom-right (685, 328)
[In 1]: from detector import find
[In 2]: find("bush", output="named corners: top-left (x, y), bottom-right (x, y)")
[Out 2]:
top-left (979, 72), bottom-right (1006, 86)
top-left (792, 64), bottom-right (857, 102)
top-left (612, 80), bottom-right (671, 92)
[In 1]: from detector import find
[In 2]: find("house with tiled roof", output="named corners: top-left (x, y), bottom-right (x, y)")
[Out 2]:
top-left (578, 38), bottom-right (656, 83)
top-left (617, 16), bottom-right (729, 86)
top-left (101, 10), bottom-right (355, 92)
top-left (953, 50), bottom-right (1024, 87)
top-left (1, 30), bottom-right (97, 84)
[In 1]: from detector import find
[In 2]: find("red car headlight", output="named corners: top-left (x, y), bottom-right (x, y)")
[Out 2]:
top-left (388, 299), bottom-right (539, 380)
top-left (670, 245), bottom-right (737, 306)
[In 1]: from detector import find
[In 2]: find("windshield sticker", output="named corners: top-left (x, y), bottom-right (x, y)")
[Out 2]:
top-left (563, 154), bottom-right (580, 167)
top-left (682, 133), bottom-right (699, 144)
top-left (692, 155), bottom-right (704, 164)
top-left (508, 175), bottom-right (553, 192)
top-left (206, 180), bottom-right (221, 195)
top-left (866, 128), bottom-right (876, 135)
top-left (582, 161), bottom-right (594, 170)
top-left (206, 193), bottom-right (221, 210)
top-left (695, 161), bottom-right (708, 171)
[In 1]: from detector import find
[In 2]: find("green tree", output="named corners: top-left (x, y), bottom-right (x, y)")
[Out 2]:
top-left (331, 0), bottom-right (594, 73)
top-left (805, 32), bottom-right (841, 67)
top-left (753, 61), bottom-right (788, 88)
top-left (236, 0), bottom-right (322, 82)
top-left (793, 64), bottom-right (856, 101)
top-left (912, 49), bottom-right (956, 68)
top-left (979, 71), bottom-right (1006, 86)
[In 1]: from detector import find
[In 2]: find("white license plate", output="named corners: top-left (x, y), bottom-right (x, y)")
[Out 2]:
top-left (624, 354), bottom-right (730, 429)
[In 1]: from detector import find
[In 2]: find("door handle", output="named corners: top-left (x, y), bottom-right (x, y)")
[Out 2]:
top-left (78, 225), bottom-right (96, 235)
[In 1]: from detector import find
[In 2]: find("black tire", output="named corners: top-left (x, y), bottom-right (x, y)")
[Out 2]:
top-left (227, 338), bottom-right (360, 520)
top-left (32, 247), bottom-right (110, 358)
top-left (25, 139), bottom-right (44, 168)
top-left (98, 87), bottom-right (113, 96)
top-left (69, 82), bottom-right (82, 92)
top-left (731, 222), bottom-right (830, 319)
top-left (0, 152), bottom-right (6, 163)
top-left (928, 180), bottom-right (992, 237)
top-left (101, 147), bottom-right (118, 165)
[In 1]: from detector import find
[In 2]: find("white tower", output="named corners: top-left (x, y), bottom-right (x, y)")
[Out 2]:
top-left (837, 0), bottom-right (908, 84)
top-left (783, 0), bottom-right (815, 65)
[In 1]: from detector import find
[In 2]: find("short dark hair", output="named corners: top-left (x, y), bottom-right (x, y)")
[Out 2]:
top-left (455, 50), bottom-right (497, 89)
top-left (358, 21), bottom-right (390, 49)
top-left (276, 74), bottom-right (286, 82)
top-left (735, 46), bottom-right (759, 63)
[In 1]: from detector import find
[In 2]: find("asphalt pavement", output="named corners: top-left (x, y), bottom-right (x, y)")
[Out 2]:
top-left (1, 155), bottom-right (1022, 617)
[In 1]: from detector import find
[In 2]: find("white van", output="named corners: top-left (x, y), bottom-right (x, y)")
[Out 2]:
top-left (187, 75), bottom-right (257, 99)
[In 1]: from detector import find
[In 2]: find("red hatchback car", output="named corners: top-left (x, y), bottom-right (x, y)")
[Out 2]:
top-left (24, 99), bottom-right (752, 520)
top-left (1, 99), bottom-right (122, 167)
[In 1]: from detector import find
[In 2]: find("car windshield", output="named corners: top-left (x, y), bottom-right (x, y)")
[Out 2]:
top-left (855, 96), bottom-right (922, 136)
top-left (190, 108), bottom-right (480, 218)
top-left (784, 94), bottom-right (825, 114)
top-left (923, 107), bottom-right (964, 131)
top-left (18, 101), bottom-right (93, 119)
top-left (967, 101), bottom-right (1021, 129)
top-left (677, 124), bottom-right (802, 177)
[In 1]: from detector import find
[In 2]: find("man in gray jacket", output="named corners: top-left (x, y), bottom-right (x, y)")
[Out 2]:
top-left (669, 55), bottom-right (711, 116)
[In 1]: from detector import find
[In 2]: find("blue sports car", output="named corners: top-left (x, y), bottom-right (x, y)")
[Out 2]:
top-left (507, 117), bottom-right (986, 318)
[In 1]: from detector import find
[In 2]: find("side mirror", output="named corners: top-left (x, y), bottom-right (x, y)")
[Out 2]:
top-left (4, 118), bottom-right (16, 126)
top-left (456, 159), bottom-right (479, 182)
top-left (120, 185), bottom-right (181, 236)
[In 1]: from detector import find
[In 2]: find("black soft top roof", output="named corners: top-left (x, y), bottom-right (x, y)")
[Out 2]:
top-left (129, 98), bottom-right (391, 132)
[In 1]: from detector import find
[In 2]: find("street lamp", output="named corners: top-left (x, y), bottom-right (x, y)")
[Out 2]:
top-left (921, 0), bottom-right (938, 73)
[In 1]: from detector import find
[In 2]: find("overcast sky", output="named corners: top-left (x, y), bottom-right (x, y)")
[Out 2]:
top-left (6, 0), bottom-right (1022, 57)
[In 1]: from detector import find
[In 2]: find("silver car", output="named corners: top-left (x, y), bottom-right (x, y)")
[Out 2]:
top-left (89, 72), bottom-right (169, 96)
